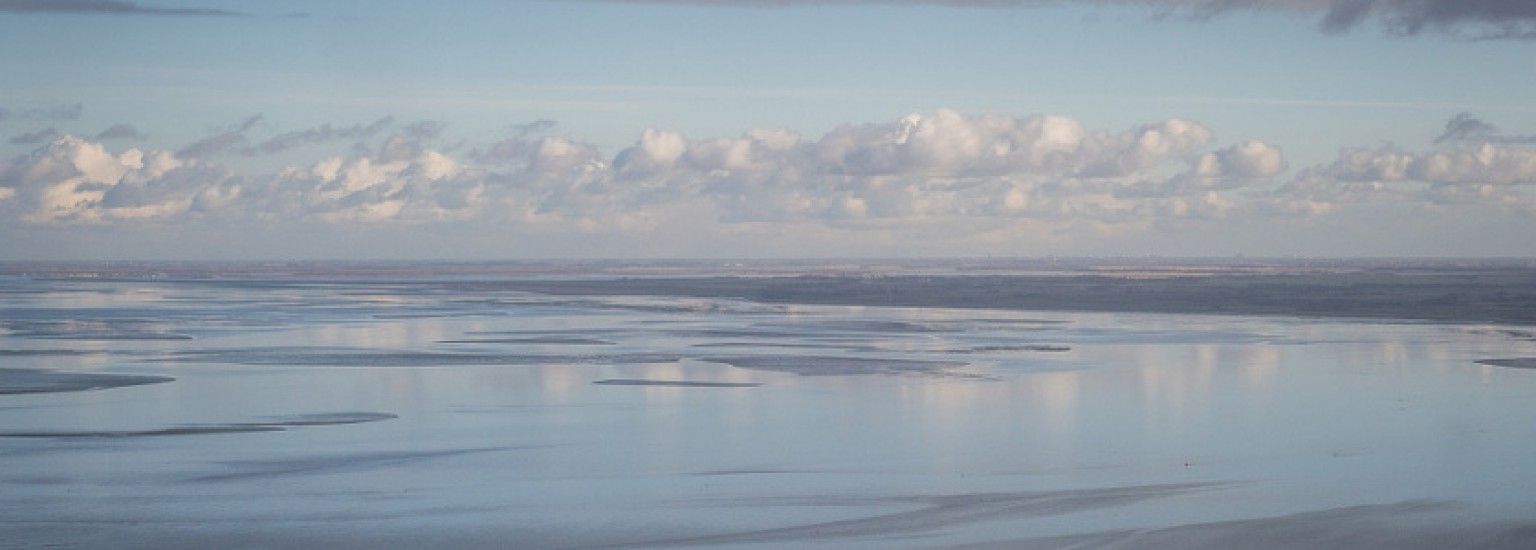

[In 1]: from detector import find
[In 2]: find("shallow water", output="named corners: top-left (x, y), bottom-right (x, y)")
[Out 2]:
top-left (2, 276), bottom-right (1535, 548)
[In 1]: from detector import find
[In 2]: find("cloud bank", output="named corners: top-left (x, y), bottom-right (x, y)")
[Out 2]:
top-left (2, 110), bottom-right (1531, 244)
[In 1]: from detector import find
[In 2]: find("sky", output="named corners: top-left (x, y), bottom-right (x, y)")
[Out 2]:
top-left (1, 0), bottom-right (1535, 260)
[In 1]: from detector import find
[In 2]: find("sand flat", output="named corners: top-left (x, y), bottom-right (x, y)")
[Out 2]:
top-left (2, 267), bottom-right (1535, 547)
top-left (1477, 358), bottom-right (1536, 369)
top-left (0, 368), bottom-right (173, 395)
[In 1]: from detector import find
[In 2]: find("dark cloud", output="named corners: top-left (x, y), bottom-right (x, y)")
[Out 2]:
top-left (0, 103), bottom-right (83, 123)
top-left (1434, 113), bottom-right (1536, 144)
top-left (1435, 113), bottom-right (1499, 143)
top-left (178, 115), bottom-right (413, 158)
top-left (1379, 0), bottom-right (1536, 38)
top-left (1308, 0), bottom-right (1536, 38)
top-left (95, 123), bottom-right (146, 141)
top-left (402, 120), bottom-right (447, 141)
top-left (177, 114), bottom-right (263, 158)
top-left (593, 1), bottom-right (1536, 39)
top-left (511, 119), bottom-right (558, 137)
top-left (0, 0), bottom-right (241, 16)
top-left (1317, 0), bottom-right (1376, 33)
top-left (247, 116), bottom-right (394, 156)
top-left (469, 120), bottom-right (561, 163)
top-left (8, 127), bottom-right (62, 145)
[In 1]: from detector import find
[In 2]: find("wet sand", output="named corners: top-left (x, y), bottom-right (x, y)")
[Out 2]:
top-left (1477, 358), bottom-right (1536, 369)
top-left (2, 263), bottom-right (1536, 548)
top-left (193, 446), bottom-right (518, 483)
top-left (0, 368), bottom-right (174, 395)
top-left (0, 412), bottom-right (397, 438)
top-left (624, 483), bottom-right (1224, 547)
top-left (975, 501), bottom-right (1536, 549)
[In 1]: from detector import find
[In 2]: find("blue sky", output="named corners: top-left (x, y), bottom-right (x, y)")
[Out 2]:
top-left (2, 0), bottom-right (1535, 259)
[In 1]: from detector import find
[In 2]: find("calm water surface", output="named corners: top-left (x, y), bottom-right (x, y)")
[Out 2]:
top-left (2, 277), bottom-right (1535, 547)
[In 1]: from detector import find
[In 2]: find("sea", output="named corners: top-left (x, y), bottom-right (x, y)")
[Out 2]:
top-left (2, 261), bottom-right (1534, 548)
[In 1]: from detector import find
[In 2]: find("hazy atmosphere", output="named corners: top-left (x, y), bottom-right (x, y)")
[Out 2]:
top-left (3, 0), bottom-right (1536, 258)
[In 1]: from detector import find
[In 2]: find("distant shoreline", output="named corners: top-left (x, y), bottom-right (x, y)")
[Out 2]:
top-left (483, 272), bottom-right (1536, 327)
top-left (4, 261), bottom-right (1535, 326)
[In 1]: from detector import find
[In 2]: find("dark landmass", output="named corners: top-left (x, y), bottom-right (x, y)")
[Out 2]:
top-left (484, 270), bottom-right (1536, 325)
top-left (8, 260), bottom-right (1534, 325)
top-left (1476, 358), bottom-right (1536, 370)
top-left (6, 257), bottom-right (1531, 282)
top-left (0, 368), bottom-right (174, 395)
top-left (593, 379), bottom-right (762, 387)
